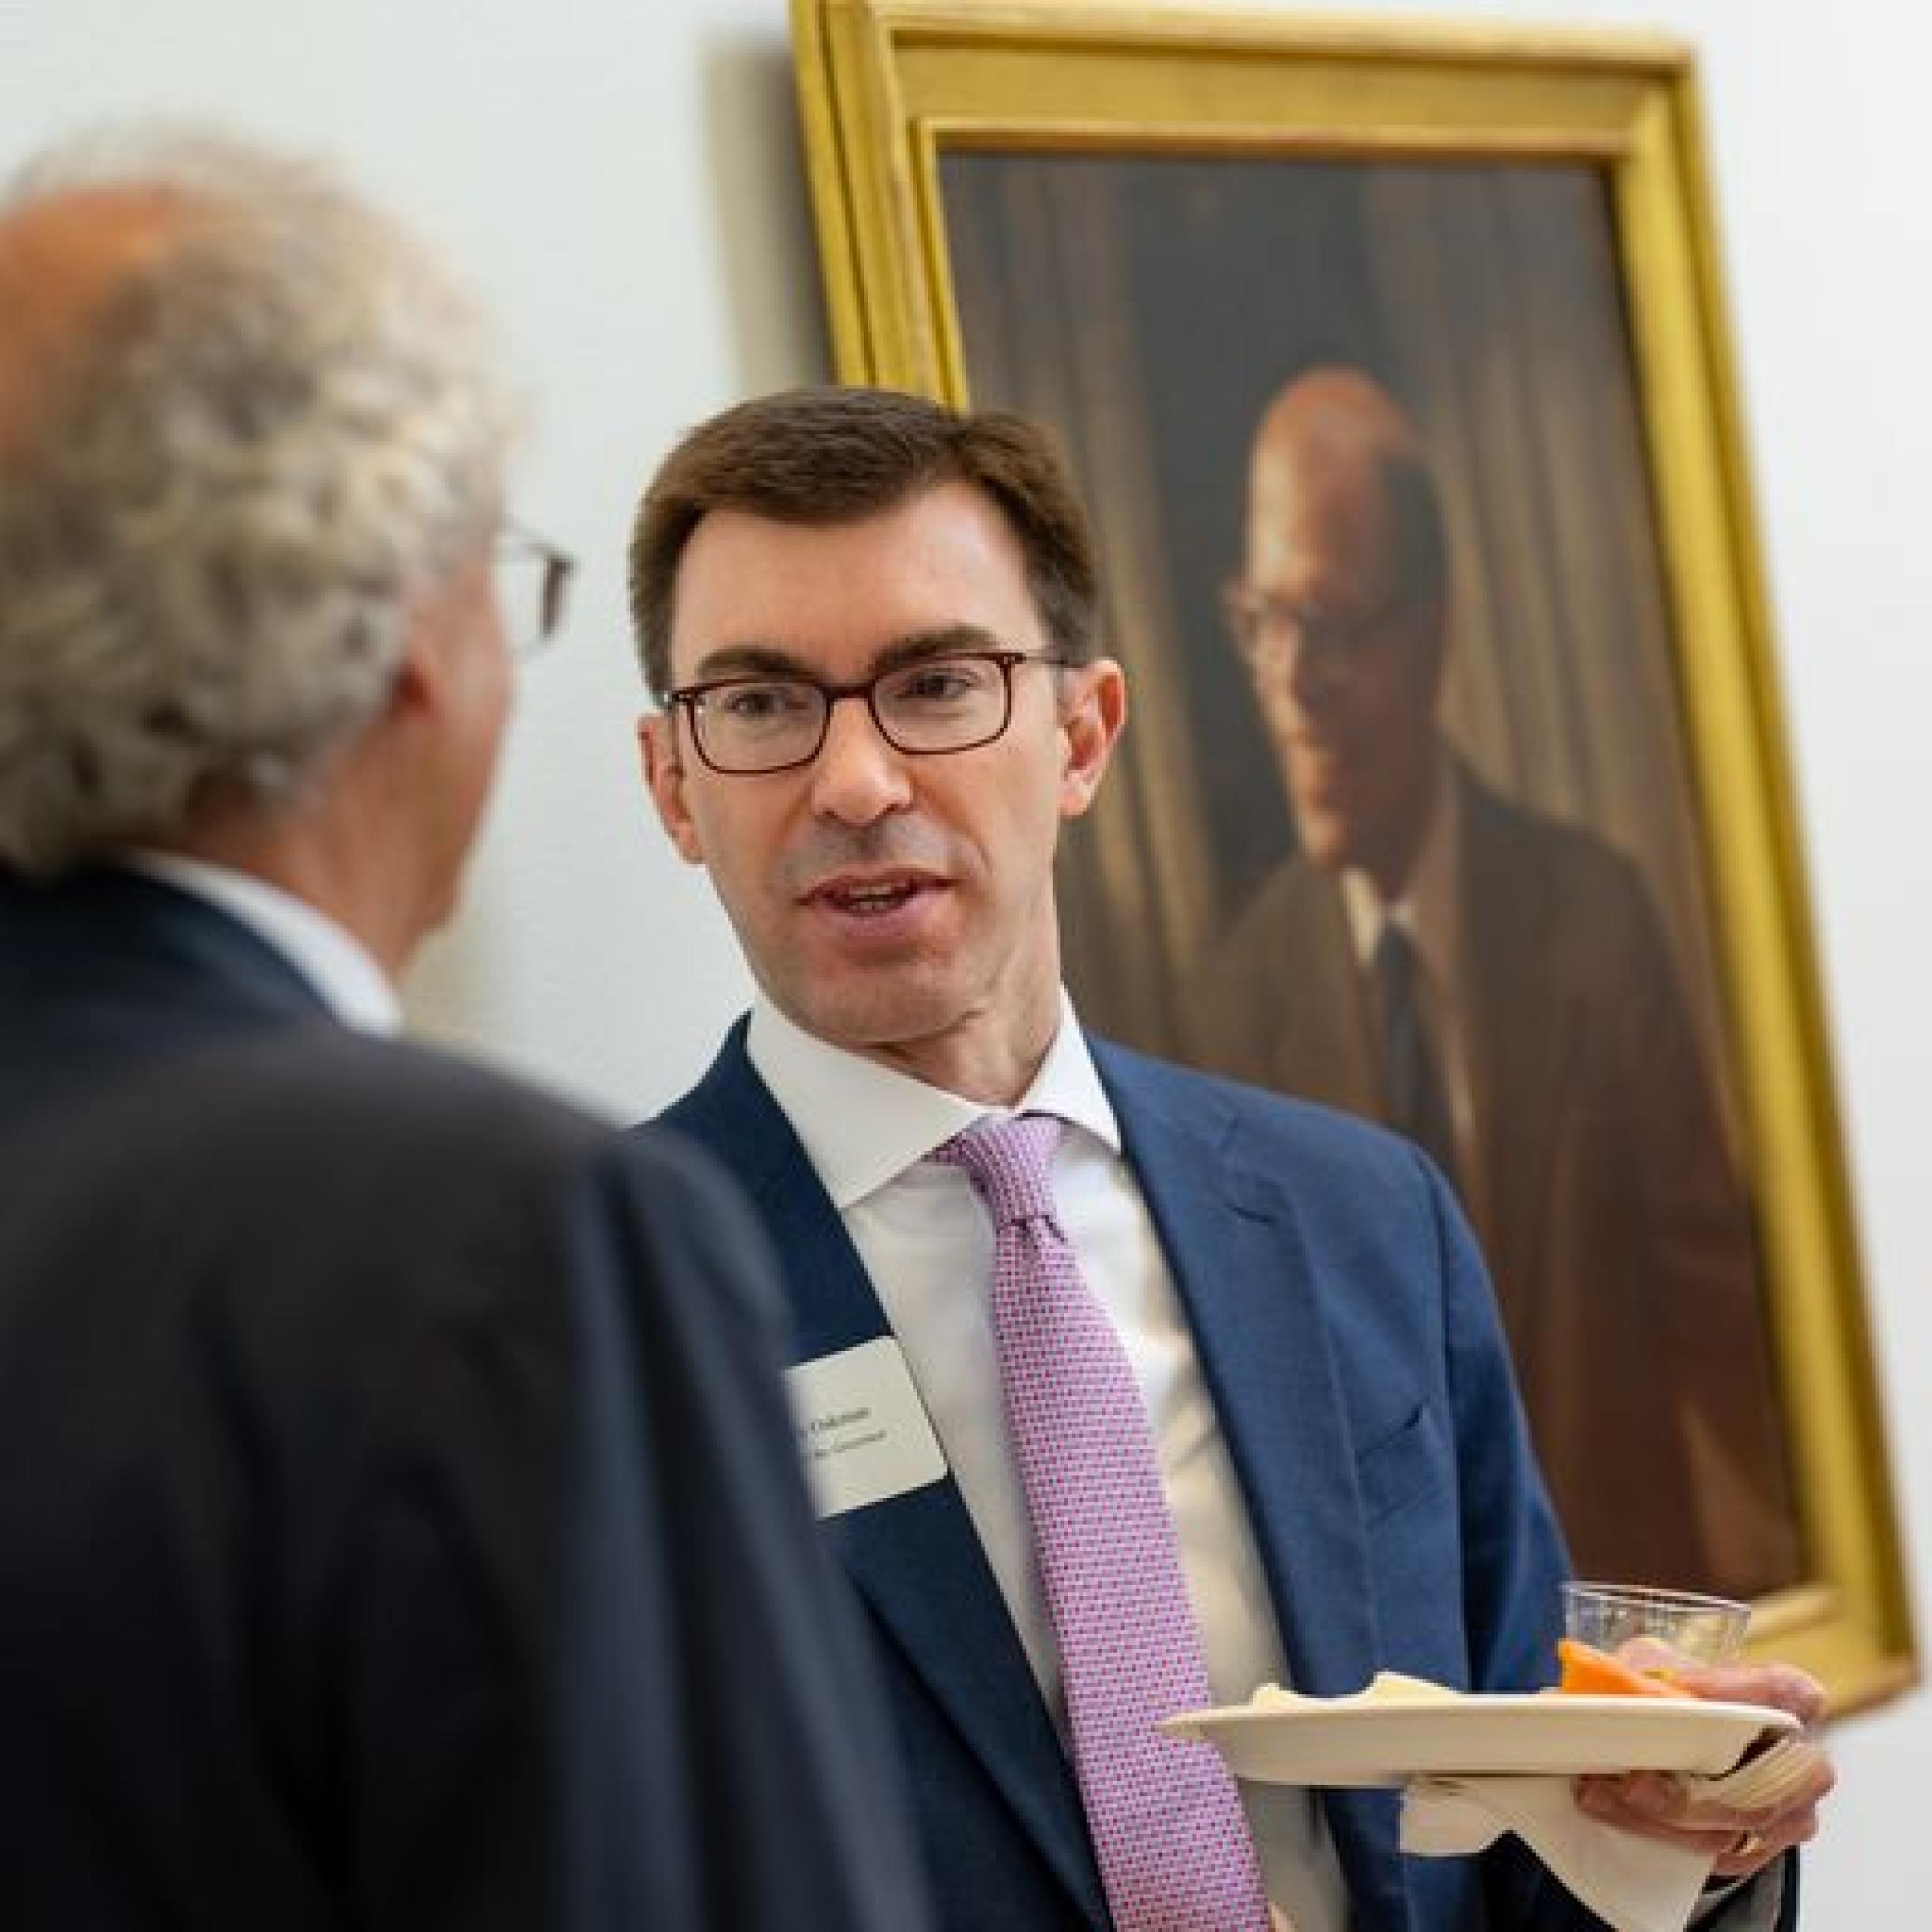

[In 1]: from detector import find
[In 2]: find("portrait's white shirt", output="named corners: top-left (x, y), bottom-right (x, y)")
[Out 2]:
top-left (126, 850), bottom-right (400, 1035)
top-left (748, 992), bottom-right (1348, 1932)
top-left (1340, 751), bottom-right (1474, 1169)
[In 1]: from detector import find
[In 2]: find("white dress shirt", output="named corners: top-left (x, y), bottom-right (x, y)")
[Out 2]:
top-left (126, 851), bottom-right (400, 1035)
top-left (748, 993), bottom-right (1347, 1931)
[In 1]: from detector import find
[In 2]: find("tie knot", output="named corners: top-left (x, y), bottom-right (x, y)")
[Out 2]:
top-left (933, 1113), bottom-right (1064, 1228)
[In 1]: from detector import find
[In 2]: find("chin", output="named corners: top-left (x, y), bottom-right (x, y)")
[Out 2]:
top-left (781, 977), bottom-right (962, 1057)
top-left (1292, 817), bottom-right (1358, 875)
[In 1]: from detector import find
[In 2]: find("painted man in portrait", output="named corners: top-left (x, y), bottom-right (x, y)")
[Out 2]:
top-left (1193, 365), bottom-right (1799, 1599)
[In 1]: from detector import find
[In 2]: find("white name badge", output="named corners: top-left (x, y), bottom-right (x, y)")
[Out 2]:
top-left (786, 1337), bottom-right (948, 1520)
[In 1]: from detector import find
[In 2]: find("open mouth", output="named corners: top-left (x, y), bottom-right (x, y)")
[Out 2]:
top-left (808, 872), bottom-right (941, 919)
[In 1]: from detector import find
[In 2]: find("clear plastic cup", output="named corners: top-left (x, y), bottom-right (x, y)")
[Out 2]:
top-left (1561, 1581), bottom-right (1751, 1664)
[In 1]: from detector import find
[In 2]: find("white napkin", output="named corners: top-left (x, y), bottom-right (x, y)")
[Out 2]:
top-left (1399, 1735), bottom-right (1812, 1932)
top-left (1401, 1772), bottom-right (1711, 1932)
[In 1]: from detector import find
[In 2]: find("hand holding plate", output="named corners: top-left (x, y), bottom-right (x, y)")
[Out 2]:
top-left (1574, 1639), bottom-right (1834, 1880)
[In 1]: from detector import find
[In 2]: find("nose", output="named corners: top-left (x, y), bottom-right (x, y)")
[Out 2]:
top-left (1269, 628), bottom-right (1349, 719)
top-left (807, 690), bottom-right (914, 826)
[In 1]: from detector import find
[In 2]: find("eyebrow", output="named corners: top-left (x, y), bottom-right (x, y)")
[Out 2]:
top-left (683, 623), bottom-right (1009, 686)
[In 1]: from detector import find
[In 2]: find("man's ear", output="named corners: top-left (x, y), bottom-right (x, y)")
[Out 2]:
top-left (638, 713), bottom-right (706, 866)
top-left (385, 563), bottom-right (483, 729)
top-left (1057, 657), bottom-right (1127, 820)
top-left (384, 623), bottom-right (443, 722)
top-left (340, 626), bottom-right (452, 814)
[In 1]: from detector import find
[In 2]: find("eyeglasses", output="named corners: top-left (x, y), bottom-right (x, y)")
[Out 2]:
top-left (667, 649), bottom-right (1071, 776)
top-left (1221, 580), bottom-right (1413, 671)
top-left (494, 521), bottom-right (576, 661)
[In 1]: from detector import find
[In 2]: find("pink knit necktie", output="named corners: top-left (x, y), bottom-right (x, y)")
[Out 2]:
top-left (937, 1115), bottom-right (1274, 1931)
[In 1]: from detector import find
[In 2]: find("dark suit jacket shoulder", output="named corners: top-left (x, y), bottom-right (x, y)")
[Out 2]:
top-left (0, 871), bottom-right (930, 1932)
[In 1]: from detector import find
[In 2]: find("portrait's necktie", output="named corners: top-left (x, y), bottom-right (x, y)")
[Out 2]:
top-left (1373, 920), bottom-right (1461, 1193)
top-left (935, 1114), bottom-right (1275, 1932)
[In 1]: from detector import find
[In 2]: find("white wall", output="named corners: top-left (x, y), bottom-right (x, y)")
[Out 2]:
top-left (3, 0), bottom-right (1922, 1916)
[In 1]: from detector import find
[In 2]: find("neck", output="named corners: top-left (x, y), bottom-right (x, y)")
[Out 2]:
top-left (1360, 743), bottom-right (1445, 904)
top-left (164, 789), bottom-right (418, 986)
top-left (837, 967), bottom-right (1063, 1107)
top-left (861, 1023), bottom-right (1054, 1109)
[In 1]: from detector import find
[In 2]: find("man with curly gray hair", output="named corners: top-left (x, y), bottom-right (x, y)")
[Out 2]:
top-left (0, 129), bottom-right (932, 1932)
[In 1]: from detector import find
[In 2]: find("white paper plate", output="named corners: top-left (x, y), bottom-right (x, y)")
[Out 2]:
top-left (1162, 1693), bottom-right (1797, 1789)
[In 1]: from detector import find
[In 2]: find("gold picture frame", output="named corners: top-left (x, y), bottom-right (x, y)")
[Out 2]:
top-left (791, 0), bottom-right (1915, 1713)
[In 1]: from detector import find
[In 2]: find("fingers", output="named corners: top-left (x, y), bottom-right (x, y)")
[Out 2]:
top-left (1614, 1641), bottom-right (1829, 1728)
top-left (1682, 1662), bottom-right (1829, 1728)
top-left (1567, 1643), bottom-right (1836, 1882)
top-left (1574, 1775), bottom-right (1800, 1879)
top-left (1575, 1744), bottom-right (1836, 1883)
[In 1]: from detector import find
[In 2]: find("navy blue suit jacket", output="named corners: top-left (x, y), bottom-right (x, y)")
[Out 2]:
top-left (0, 871), bottom-right (930, 1932)
top-left (660, 1022), bottom-right (1796, 1931)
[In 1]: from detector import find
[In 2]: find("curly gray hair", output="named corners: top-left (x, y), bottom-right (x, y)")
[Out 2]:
top-left (0, 126), bottom-right (516, 874)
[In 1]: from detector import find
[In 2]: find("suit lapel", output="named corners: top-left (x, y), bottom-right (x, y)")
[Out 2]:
top-left (1095, 1046), bottom-right (1378, 1692)
top-left (661, 1034), bottom-right (1107, 1925)
top-left (1266, 866), bottom-right (1381, 1117)
top-left (1096, 1043), bottom-right (1415, 1930)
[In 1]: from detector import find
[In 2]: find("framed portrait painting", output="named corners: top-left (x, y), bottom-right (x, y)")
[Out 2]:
top-left (791, 0), bottom-right (1913, 1711)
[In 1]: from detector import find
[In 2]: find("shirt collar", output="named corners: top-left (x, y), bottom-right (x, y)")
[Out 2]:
top-left (746, 988), bottom-right (1121, 1211)
top-left (124, 851), bottom-right (401, 1035)
top-left (1339, 749), bottom-right (1462, 981)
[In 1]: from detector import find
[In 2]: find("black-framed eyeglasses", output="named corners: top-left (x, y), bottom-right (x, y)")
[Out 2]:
top-left (494, 521), bottom-right (576, 661)
top-left (666, 649), bottom-right (1072, 776)
top-left (1221, 580), bottom-right (1413, 671)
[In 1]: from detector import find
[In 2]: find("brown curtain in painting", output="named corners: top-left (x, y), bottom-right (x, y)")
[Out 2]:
top-left (945, 162), bottom-right (1217, 1057)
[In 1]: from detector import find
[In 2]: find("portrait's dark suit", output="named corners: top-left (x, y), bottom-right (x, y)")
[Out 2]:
top-left (1195, 762), bottom-right (1799, 1601)
top-left (659, 1024), bottom-right (1794, 1931)
top-left (0, 867), bottom-right (930, 1932)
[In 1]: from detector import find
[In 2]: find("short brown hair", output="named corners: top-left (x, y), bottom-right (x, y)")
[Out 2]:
top-left (628, 386), bottom-right (1098, 696)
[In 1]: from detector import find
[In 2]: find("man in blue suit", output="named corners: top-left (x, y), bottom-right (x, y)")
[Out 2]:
top-left (0, 135), bottom-right (929, 1931)
top-left (630, 386), bottom-right (1829, 1931)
